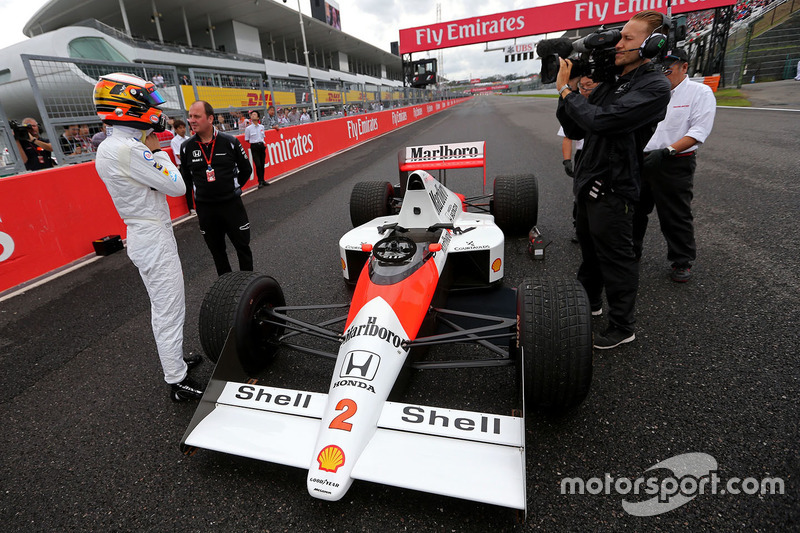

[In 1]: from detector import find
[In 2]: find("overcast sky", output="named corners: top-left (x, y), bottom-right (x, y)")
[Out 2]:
top-left (0, 0), bottom-right (561, 80)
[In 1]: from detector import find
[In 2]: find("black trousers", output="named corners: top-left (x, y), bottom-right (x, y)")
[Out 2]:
top-left (633, 153), bottom-right (697, 268)
top-left (250, 143), bottom-right (266, 184)
top-left (182, 171), bottom-right (194, 211)
top-left (576, 192), bottom-right (638, 333)
top-left (196, 196), bottom-right (253, 275)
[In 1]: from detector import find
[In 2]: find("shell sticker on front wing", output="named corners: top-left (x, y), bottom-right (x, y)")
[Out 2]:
top-left (317, 445), bottom-right (346, 473)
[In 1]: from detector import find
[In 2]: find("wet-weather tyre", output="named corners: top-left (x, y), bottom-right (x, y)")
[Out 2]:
top-left (492, 174), bottom-right (538, 235)
top-left (198, 272), bottom-right (285, 373)
top-left (518, 277), bottom-right (592, 411)
top-left (350, 181), bottom-right (394, 227)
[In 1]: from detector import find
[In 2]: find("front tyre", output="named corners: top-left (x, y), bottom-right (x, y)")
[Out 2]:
top-left (492, 174), bottom-right (539, 235)
top-left (518, 277), bottom-right (592, 411)
top-left (350, 181), bottom-right (394, 227)
top-left (198, 272), bottom-right (285, 374)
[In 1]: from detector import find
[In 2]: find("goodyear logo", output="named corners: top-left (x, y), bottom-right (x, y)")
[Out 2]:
top-left (317, 445), bottom-right (345, 473)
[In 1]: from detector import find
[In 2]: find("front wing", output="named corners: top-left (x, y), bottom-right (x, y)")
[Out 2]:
top-left (181, 336), bottom-right (526, 510)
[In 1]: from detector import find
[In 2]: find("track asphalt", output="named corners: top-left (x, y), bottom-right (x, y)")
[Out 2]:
top-left (1, 94), bottom-right (797, 531)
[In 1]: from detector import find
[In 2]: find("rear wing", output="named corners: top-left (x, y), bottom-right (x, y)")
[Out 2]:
top-left (398, 141), bottom-right (486, 192)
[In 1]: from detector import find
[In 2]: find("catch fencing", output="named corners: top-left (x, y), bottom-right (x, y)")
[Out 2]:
top-left (0, 100), bottom-right (25, 176)
top-left (722, 0), bottom-right (800, 86)
top-left (20, 55), bottom-right (184, 165)
top-left (8, 56), bottom-right (457, 170)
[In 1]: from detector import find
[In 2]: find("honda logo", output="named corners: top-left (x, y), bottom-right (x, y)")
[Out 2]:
top-left (339, 351), bottom-right (380, 381)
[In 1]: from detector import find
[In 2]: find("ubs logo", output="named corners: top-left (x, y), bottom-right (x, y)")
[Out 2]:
top-left (340, 351), bottom-right (380, 381)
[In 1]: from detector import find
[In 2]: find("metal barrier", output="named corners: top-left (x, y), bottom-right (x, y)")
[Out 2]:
top-left (20, 55), bottom-right (184, 164)
top-left (0, 100), bottom-right (26, 177)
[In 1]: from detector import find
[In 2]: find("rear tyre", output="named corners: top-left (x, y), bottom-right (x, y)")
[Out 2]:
top-left (198, 272), bottom-right (285, 373)
top-left (350, 181), bottom-right (394, 227)
top-left (492, 174), bottom-right (538, 235)
top-left (518, 277), bottom-right (592, 411)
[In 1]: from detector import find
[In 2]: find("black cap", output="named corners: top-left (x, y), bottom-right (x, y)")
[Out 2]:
top-left (664, 48), bottom-right (689, 65)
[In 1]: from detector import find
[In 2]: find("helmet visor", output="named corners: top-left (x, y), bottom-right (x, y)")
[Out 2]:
top-left (144, 84), bottom-right (166, 107)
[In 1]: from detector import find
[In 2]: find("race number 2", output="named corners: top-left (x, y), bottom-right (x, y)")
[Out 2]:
top-left (329, 398), bottom-right (357, 432)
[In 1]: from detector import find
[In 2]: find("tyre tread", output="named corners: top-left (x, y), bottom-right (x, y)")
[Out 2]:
top-left (493, 174), bottom-right (539, 235)
top-left (350, 181), bottom-right (393, 227)
top-left (199, 272), bottom-right (268, 362)
top-left (520, 277), bottom-right (592, 410)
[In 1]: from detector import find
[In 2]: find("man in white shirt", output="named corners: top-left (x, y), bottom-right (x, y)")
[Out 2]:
top-left (244, 110), bottom-right (269, 188)
top-left (170, 118), bottom-right (195, 213)
top-left (299, 109), bottom-right (311, 123)
top-left (633, 49), bottom-right (716, 282)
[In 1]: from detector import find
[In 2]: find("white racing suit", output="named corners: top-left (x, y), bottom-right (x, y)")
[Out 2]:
top-left (95, 125), bottom-right (188, 384)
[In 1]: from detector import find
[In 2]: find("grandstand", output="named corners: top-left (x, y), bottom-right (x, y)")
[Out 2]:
top-left (0, 0), bottom-right (408, 121)
top-left (684, 0), bottom-right (800, 84)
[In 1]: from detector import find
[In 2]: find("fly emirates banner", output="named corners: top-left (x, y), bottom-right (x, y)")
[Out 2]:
top-left (399, 0), bottom-right (737, 54)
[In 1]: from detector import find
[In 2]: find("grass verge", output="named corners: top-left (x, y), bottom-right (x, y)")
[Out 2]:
top-left (715, 88), bottom-right (752, 107)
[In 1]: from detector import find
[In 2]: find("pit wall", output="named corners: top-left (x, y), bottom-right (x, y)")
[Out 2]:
top-left (0, 98), bottom-right (471, 293)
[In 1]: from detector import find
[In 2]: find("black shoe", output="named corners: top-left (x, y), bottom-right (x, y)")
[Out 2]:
top-left (258, 181), bottom-right (270, 188)
top-left (184, 353), bottom-right (202, 369)
top-left (593, 326), bottom-right (635, 350)
top-left (671, 266), bottom-right (691, 283)
top-left (171, 376), bottom-right (204, 402)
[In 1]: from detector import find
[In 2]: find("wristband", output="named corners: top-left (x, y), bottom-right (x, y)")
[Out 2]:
top-left (152, 148), bottom-right (162, 153)
top-left (558, 84), bottom-right (572, 97)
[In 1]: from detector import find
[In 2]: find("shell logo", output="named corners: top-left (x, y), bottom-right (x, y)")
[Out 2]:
top-left (317, 445), bottom-right (345, 473)
top-left (340, 258), bottom-right (346, 271)
top-left (491, 258), bottom-right (502, 272)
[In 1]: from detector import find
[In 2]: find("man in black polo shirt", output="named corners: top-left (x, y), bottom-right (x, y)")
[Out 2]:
top-left (15, 118), bottom-right (56, 170)
top-left (180, 100), bottom-right (254, 275)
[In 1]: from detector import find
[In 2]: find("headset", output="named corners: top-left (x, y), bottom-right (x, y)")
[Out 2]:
top-left (639, 12), bottom-right (671, 59)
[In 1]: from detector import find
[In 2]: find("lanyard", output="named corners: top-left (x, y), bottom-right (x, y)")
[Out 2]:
top-left (199, 132), bottom-right (217, 168)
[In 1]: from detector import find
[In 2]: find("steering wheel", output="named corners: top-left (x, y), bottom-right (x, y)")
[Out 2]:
top-left (372, 235), bottom-right (417, 263)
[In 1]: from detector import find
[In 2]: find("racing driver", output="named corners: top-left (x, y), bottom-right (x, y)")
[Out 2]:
top-left (94, 73), bottom-right (203, 401)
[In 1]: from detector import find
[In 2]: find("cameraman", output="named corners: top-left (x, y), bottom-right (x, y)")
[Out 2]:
top-left (14, 118), bottom-right (56, 171)
top-left (556, 10), bottom-right (671, 350)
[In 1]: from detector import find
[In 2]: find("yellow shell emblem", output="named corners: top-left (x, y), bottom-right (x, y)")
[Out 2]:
top-left (340, 258), bottom-right (346, 271)
top-left (491, 258), bottom-right (502, 272)
top-left (317, 444), bottom-right (345, 473)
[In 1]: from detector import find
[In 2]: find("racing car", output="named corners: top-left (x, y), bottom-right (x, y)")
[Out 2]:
top-left (181, 141), bottom-right (593, 517)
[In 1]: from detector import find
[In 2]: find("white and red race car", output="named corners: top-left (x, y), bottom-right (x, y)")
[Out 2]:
top-left (181, 142), bottom-right (593, 517)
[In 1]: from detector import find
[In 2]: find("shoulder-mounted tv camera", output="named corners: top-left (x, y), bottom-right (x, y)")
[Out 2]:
top-left (536, 14), bottom-right (686, 85)
top-left (9, 120), bottom-right (33, 141)
top-left (536, 29), bottom-right (622, 85)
